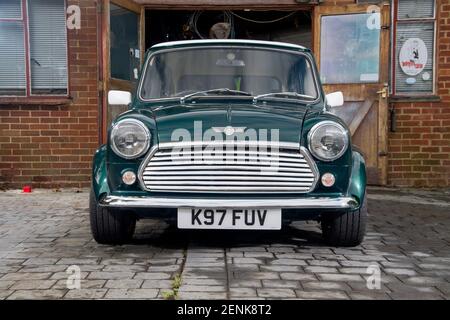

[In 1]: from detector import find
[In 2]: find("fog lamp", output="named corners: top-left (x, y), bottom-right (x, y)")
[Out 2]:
top-left (321, 173), bottom-right (335, 187)
top-left (122, 171), bottom-right (137, 185)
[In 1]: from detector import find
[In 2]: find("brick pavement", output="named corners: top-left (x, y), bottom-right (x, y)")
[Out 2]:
top-left (0, 187), bottom-right (449, 300)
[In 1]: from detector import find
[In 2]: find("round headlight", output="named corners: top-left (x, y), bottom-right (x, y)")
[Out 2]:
top-left (110, 119), bottom-right (150, 159)
top-left (308, 121), bottom-right (349, 161)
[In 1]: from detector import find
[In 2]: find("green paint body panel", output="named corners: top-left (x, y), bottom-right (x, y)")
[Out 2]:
top-left (92, 145), bottom-right (110, 199)
top-left (92, 40), bottom-right (367, 217)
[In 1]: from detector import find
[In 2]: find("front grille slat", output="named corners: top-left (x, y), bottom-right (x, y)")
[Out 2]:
top-left (144, 167), bottom-right (312, 174)
top-left (147, 160), bottom-right (309, 169)
top-left (142, 170), bottom-right (315, 178)
top-left (144, 186), bottom-right (313, 191)
top-left (151, 155), bottom-right (308, 164)
top-left (142, 180), bottom-right (311, 187)
top-left (139, 142), bottom-right (318, 193)
top-left (143, 176), bottom-right (314, 182)
top-left (153, 152), bottom-right (307, 160)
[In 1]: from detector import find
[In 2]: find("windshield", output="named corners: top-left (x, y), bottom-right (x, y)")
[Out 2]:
top-left (139, 47), bottom-right (319, 101)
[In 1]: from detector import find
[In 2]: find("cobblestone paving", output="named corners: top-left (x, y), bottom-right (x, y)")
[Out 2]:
top-left (0, 187), bottom-right (449, 300)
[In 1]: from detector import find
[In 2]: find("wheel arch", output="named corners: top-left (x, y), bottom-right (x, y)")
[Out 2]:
top-left (347, 149), bottom-right (367, 208)
top-left (92, 144), bottom-right (110, 201)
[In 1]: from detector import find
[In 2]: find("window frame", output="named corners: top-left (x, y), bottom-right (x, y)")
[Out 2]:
top-left (319, 12), bottom-right (382, 85)
top-left (109, 2), bottom-right (141, 84)
top-left (0, 0), bottom-right (69, 100)
top-left (391, 0), bottom-right (437, 97)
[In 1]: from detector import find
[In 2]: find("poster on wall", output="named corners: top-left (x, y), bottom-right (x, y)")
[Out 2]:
top-left (399, 38), bottom-right (428, 76)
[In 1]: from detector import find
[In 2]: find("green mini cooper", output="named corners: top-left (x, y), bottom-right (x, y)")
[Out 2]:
top-left (90, 39), bottom-right (367, 247)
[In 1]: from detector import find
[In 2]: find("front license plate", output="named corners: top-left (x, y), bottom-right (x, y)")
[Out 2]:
top-left (177, 208), bottom-right (282, 230)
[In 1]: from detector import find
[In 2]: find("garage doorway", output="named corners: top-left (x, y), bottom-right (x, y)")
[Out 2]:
top-left (145, 10), bottom-right (312, 49)
top-left (102, 6), bottom-right (313, 141)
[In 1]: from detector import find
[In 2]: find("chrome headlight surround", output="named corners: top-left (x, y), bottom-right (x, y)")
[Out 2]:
top-left (110, 119), bottom-right (151, 159)
top-left (307, 121), bottom-right (349, 162)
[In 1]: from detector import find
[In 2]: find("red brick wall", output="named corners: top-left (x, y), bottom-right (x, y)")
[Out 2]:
top-left (0, 0), bottom-right (448, 189)
top-left (388, 0), bottom-right (450, 187)
top-left (0, 0), bottom-right (99, 189)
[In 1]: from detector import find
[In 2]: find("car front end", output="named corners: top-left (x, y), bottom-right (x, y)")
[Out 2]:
top-left (90, 40), bottom-right (367, 247)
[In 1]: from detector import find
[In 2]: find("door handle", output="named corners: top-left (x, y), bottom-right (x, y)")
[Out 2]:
top-left (377, 87), bottom-right (389, 99)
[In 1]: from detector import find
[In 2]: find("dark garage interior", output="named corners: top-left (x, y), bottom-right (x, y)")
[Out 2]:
top-left (145, 10), bottom-right (312, 49)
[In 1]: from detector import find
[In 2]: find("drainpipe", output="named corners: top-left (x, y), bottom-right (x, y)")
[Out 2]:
top-left (389, 103), bottom-right (396, 132)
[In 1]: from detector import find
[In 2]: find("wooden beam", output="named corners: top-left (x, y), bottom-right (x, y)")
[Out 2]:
top-left (111, 0), bottom-right (141, 13)
top-left (377, 2), bottom-right (391, 186)
top-left (140, 6), bottom-right (145, 65)
top-left (110, 78), bottom-right (135, 92)
top-left (101, 0), bottom-right (110, 144)
top-left (348, 98), bottom-right (375, 136)
top-left (133, 0), bottom-right (313, 9)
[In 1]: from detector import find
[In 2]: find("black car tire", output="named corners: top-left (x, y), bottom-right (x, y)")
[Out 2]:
top-left (89, 189), bottom-right (136, 245)
top-left (321, 194), bottom-right (367, 247)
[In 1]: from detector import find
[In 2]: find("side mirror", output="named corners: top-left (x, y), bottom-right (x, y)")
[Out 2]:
top-left (108, 90), bottom-right (132, 105)
top-left (325, 91), bottom-right (344, 108)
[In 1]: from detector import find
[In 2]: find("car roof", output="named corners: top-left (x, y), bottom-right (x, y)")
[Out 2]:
top-left (150, 39), bottom-right (309, 51)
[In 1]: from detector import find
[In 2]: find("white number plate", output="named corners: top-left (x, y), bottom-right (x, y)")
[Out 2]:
top-left (177, 208), bottom-right (282, 230)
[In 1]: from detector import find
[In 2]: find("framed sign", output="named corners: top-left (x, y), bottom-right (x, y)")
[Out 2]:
top-left (399, 38), bottom-right (428, 76)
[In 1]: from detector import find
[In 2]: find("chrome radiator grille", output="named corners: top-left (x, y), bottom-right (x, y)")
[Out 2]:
top-left (139, 142), bottom-right (318, 193)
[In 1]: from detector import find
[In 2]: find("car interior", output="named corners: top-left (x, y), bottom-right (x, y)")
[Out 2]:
top-left (141, 48), bottom-right (317, 99)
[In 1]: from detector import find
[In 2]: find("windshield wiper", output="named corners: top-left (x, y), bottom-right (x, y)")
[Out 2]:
top-left (253, 92), bottom-right (314, 104)
top-left (180, 88), bottom-right (251, 104)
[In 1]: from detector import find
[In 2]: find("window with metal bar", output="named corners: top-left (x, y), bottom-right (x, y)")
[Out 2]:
top-left (393, 0), bottom-right (436, 95)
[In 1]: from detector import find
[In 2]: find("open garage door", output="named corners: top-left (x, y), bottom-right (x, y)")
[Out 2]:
top-left (100, 0), bottom-right (145, 141)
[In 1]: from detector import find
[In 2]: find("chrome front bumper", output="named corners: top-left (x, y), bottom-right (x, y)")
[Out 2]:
top-left (99, 195), bottom-right (359, 210)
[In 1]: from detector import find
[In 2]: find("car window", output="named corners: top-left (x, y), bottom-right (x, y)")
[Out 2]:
top-left (140, 47), bottom-right (318, 100)
top-left (176, 75), bottom-right (281, 95)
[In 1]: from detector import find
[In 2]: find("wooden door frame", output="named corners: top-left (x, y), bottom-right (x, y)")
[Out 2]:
top-left (378, 3), bottom-right (390, 186)
top-left (312, 2), bottom-right (391, 185)
top-left (137, 1), bottom-right (313, 10)
top-left (100, 0), bottom-right (145, 143)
